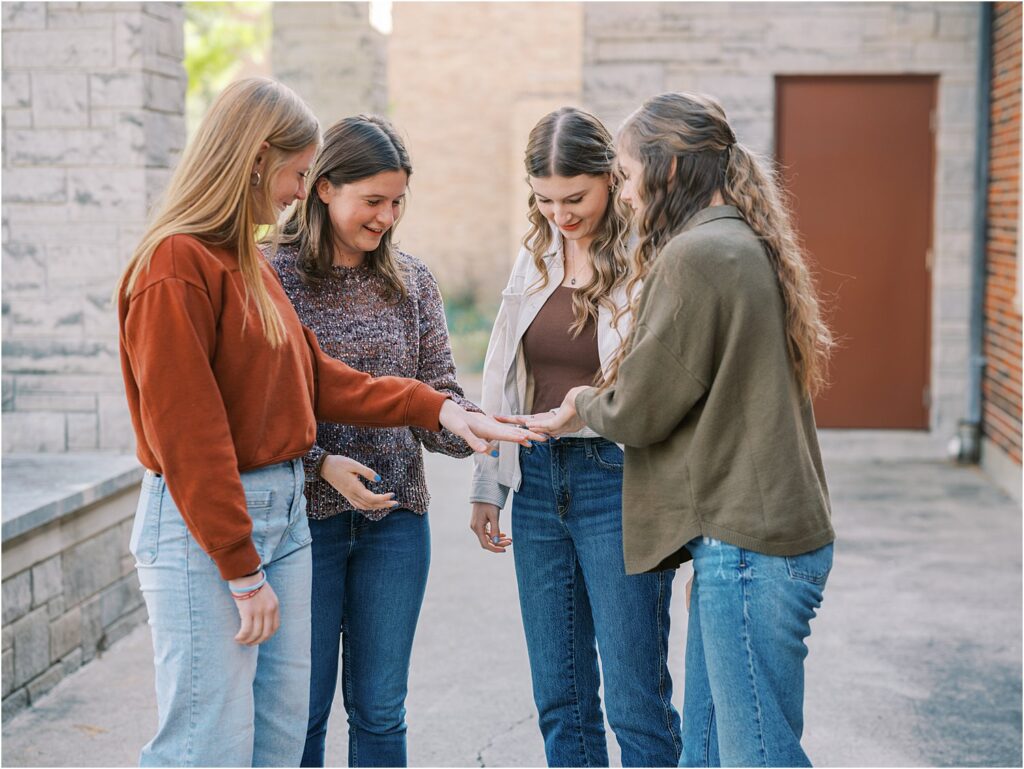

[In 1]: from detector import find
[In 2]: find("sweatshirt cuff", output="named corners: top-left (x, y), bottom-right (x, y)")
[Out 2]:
top-left (575, 388), bottom-right (596, 425)
top-left (405, 382), bottom-right (450, 431)
top-left (210, 536), bottom-right (262, 581)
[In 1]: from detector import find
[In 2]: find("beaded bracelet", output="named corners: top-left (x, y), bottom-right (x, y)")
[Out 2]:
top-left (230, 571), bottom-right (267, 596)
top-left (232, 584), bottom-right (265, 601)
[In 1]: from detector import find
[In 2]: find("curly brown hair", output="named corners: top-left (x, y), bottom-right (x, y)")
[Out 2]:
top-left (606, 92), bottom-right (832, 397)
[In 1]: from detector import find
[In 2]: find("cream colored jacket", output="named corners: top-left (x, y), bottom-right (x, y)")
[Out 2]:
top-left (470, 234), bottom-right (634, 509)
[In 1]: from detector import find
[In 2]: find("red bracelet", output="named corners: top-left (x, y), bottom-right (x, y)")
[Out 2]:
top-left (232, 584), bottom-right (265, 601)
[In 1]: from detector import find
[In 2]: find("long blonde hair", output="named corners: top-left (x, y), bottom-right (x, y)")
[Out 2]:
top-left (523, 107), bottom-right (630, 337)
top-left (115, 78), bottom-right (320, 346)
top-left (606, 92), bottom-right (831, 397)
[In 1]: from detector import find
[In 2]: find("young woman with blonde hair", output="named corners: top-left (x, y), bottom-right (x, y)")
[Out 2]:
top-left (470, 106), bottom-right (681, 767)
top-left (116, 77), bottom-right (540, 767)
top-left (270, 114), bottom-right (480, 768)
top-left (518, 92), bottom-right (836, 767)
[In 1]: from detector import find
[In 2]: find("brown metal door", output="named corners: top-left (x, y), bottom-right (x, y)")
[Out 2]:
top-left (776, 76), bottom-right (935, 429)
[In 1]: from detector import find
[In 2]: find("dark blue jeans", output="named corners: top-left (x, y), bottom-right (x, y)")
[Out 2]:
top-left (512, 438), bottom-right (682, 768)
top-left (301, 510), bottom-right (430, 768)
top-left (680, 536), bottom-right (833, 768)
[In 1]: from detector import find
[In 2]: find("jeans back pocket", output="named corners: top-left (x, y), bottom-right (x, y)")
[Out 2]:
top-left (785, 542), bottom-right (834, 585)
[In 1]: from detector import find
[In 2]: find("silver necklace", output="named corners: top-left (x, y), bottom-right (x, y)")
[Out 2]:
top-left (565, 244), bottom-right (580, 286)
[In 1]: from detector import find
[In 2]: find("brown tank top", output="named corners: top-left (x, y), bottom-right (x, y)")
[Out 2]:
top-left (522, 286), bottom-right (601, 413)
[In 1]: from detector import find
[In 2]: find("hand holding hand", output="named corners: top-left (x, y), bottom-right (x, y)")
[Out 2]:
top-left (228, 572), bottom-right (280, 645)
top-left (498, 386), bottom-right (591, 437)
top-left (439, 400), bottom-right (547, 454)
top-left (470, 502), bottom-right (512, 553)
top-left (320, 454), bottom-right (397, 511)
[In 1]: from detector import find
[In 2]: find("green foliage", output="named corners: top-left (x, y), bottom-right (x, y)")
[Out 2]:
top-left (184, 2), bottom-right (271, 135)
top-left (444, 292), bottom-right (497, 374)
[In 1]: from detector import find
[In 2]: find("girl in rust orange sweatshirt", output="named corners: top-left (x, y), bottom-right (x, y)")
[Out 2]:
top-left (115, 78), bottom-right (540, 768)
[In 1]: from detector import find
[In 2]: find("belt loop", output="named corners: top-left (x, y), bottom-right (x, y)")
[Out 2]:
top-left (584, 440), bottom-right (594, 460)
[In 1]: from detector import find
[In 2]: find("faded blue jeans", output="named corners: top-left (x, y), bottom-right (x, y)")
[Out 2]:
top-left (301, 509), bottom-right (430, 768)
top-left (132, 458), bottom-right (313, 767)
top-left (512, 438), bottom-right (682, 768)
top-left (680, 536), bottom-right (834, 768)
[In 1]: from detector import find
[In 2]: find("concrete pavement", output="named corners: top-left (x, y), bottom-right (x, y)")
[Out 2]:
top-left (2, 432), bottom-right (1021, 767)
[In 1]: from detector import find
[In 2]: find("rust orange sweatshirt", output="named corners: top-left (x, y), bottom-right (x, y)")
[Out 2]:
top-left (118, 234), bottom-right (448, 579)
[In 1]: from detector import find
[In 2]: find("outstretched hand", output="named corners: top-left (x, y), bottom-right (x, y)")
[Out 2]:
top-left (498, 386), bottom-right (591, 437)
top-left (439, 400), bottom-right (547, 455)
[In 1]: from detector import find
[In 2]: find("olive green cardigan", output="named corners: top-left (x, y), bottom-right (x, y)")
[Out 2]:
top-left (576, 206), bottom-right (835, 574)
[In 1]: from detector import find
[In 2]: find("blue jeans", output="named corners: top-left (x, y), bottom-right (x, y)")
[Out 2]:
top-left (680, 536), bottom-right (833, 768)
top-left (512, 438), bottom-right (681, 768)
top-left (131, 459), bottom-right (313, 767)
top-left (301, 509), bottom-right (430, 768)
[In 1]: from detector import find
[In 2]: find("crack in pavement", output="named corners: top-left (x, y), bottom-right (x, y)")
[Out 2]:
top-left (475, 712), bottom-right (536, 767)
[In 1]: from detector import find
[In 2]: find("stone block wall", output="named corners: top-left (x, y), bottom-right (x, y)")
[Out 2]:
top-left (271, 2), bottom-right (387, 126)
top-left (387, 2), bottom-right (583, 301)
top-left (2, 2), bottom-right (187, 453)
top-left (2, 486), bottom-right (145, 720)
top-left (582, 2), bottom-right (981, 439)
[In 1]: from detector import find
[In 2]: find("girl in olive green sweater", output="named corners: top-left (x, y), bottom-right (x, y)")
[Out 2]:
top-left (515, 92), bottom-right (836, 767)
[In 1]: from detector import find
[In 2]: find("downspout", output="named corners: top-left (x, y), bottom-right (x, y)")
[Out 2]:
top-left (955, 1), bottom-right (993, 463)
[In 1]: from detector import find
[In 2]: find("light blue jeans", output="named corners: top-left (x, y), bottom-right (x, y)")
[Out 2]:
top-left (131, 459), bottom-right (313, 767)
top-left (680, 536), bottom-right (833, 768)
top-left (513, 438), bottom-right (681, 767)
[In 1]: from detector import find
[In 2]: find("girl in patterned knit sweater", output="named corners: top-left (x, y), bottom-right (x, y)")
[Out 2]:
top-left (269, 115), bottom-right (478, 768)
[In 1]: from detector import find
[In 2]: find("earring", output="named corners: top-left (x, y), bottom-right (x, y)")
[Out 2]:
top-left (251, 170), bottom-right (262, 187)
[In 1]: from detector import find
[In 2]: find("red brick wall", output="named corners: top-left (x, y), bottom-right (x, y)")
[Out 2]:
top-left (983, 2), bottom-right (1022, 465)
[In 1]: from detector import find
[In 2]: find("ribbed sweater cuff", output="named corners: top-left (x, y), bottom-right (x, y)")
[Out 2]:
top-left (406, 383), bottom-right (449, 431)
top-left (210, 536), bottom-right (262, 581)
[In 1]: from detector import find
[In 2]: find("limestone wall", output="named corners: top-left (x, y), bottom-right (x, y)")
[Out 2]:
top-left (582, 2), bottom-right (982, 438)
top-left (2, 1), bottom-right (187, 453)
top-left (387, 2), bottom-right (584, 302)
top-left (271, 2), bottom-right (387, 126)
top-left (2, 456), bottom-right (146, 719)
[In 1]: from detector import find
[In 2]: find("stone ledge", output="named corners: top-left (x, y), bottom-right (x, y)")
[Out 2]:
top-left (2, 453), bottom-right (143, 544)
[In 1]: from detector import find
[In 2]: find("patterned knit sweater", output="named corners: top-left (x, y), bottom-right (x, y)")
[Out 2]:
top-left (270, 243), bottom-right (478, 520)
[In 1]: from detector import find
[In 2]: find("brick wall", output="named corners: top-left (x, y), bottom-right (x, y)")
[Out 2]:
top-left (1, 2), bottom-right (187, 453)
top-left (582, 2), bottom-right (981, 439)
top-left (982, 2), bottom-right (1022, 465)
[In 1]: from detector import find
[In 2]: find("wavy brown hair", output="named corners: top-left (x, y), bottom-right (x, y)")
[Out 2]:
top-left (278, 115), bottom-right (411, 303)
top-left (524, 107), bottom-right (630, 337)
top-left (116, 78), bottom-right (320, 347)
top-left (606, 92), bottom-right (832, 397)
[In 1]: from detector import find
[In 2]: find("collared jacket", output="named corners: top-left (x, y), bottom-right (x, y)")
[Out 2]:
top-left (576, 206), bottom-right (834, 574)
top-left (470, 233), bottom-right (633, 509)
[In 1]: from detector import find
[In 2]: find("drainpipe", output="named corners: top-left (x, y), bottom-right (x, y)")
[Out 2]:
top-left (954, 2), bottom-right (993, 463)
